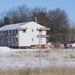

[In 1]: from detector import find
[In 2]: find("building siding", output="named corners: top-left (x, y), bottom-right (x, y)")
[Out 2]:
top-left (0, 21), bottom-right (47, 48)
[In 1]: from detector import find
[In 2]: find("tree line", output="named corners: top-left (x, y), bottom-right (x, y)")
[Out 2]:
top-left (0, 5), bottom-right (74, 44)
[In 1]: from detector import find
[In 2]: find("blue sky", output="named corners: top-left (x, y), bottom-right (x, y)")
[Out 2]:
top-left (0, 0), bottom-right (75, 23)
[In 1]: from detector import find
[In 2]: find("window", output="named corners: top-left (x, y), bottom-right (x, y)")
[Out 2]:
top-left (7, 31), bottom-right (8, 34)
top-left (5, 31), bottom-right (8, 35)
top-left (10, 38), bottom-right (12, 42)
top-left (23, 30), bottom-right (26, 33)
top-left (32, 38), bottom-right (34, 41)
top-left (13, 38), bottom-right (15, 42)
top-left (37, 28), bottom-right (42, 34)
top-left (4, 31), bottom-right (5, 34)
top-left (16, 38), bottom-right (18, 42)
top-left (10, 30), bottom-right (11, 34)
top-left (13, 30), bottom-right (15, 34)
top-left (12, 38), bottom-right (18, 43)
top-left (16, 29), bottom-right (17, 34)
top-left (32, 29), bottom-right (34, 32)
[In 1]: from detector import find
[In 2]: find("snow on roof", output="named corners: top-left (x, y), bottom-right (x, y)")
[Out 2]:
top-left (0, 22), bottom-right (29, 31)
top-left (0, 21), bottom-right (46, 31)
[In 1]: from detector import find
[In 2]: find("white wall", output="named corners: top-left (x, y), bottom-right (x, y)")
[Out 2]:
top-left (18, 22), bottom-right (46, 46)
top-left (18, 29), bottom-right (31, 46)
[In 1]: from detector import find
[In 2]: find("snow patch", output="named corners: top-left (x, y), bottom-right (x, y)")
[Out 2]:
top-left (0, 46), bottom-right (11, 53)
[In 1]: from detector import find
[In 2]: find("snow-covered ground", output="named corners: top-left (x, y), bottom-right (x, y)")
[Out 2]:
top-left (0, 46), bottom-right (75, 70)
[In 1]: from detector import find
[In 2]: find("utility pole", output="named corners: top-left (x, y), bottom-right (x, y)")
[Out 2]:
top-left (35, 16), bottom-right (50, 75)
top-left (39, 30), bottom-right (42, 75)
top-left (37, 28), bottom-right (50, 75)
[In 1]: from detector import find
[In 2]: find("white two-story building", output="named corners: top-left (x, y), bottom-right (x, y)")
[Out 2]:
top-left (0, 21), bottom-right (48, 48)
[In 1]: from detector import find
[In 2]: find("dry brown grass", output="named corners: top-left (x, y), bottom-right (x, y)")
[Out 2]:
top-left (0, 66), bottom-right (75, 75)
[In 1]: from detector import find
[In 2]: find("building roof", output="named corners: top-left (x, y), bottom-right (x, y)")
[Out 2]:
top-left (0, 21), bottom-right (45, 31)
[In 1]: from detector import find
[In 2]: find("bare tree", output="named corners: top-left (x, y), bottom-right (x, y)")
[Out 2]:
top-left (5, 5), bottom-right (31, 24)
top-left (68, 24), bottom-right (75, 42)
top-left (31, 7), bottom-right (50, 27)
top-left (3, 16), bottom-right (11, 25)
top-left (47, 8), bottom-right (70, 43)
top-left (0, 19), bottom-right (4, 27)
top-left (0, 6), bottom-right (72, 44)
